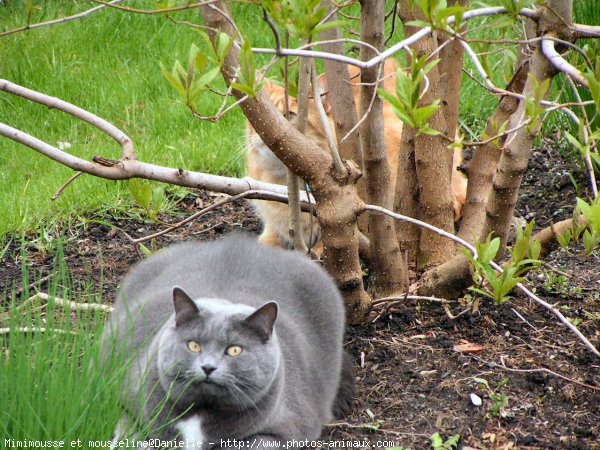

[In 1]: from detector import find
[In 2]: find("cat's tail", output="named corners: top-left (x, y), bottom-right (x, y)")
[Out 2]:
top-left (331, 351), bottom-right (355, 419)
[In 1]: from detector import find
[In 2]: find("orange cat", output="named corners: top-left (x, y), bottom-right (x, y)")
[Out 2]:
top-left (246, 61), bottom-right (467, 250)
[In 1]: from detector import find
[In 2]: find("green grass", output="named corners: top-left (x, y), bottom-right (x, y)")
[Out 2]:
top-left (3, 0), bottom-right (585, 243)
top-left (0, 249), bottom-right (128, 446)
top-left (0, 1), bottom-right (271, 240)
top-left (0, 243), bottom-right (197, 447)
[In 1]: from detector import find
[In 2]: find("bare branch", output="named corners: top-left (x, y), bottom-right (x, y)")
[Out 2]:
top-left (0, 79), bottom-right (135, 160)
top-left (0, 0), bottom-right (126, 38)
top-left (572, 23), bottom-right (600, 39)
top-left (89, 0), bottom-right (218, 15)
top-left (541, 38), bottom-right (589, 89)
top-left (0, 121), bottom-right (315, 205)
top-left (311, 64), bottom-right (347, 177)
top-left (251, 6), bottom-right (536, 69)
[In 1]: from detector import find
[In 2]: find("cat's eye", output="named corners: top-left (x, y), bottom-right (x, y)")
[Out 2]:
top-left (226, 345), bottom-right (243, 357)
top-left (187, 341), bottom-right (202, 353)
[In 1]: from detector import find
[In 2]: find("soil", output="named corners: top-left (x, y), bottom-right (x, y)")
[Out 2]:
top-left (1, 143), bottom-right (599, 449)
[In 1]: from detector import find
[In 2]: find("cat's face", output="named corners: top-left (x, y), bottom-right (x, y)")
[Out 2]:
top-left (157, 288), bottom-right (280, 411)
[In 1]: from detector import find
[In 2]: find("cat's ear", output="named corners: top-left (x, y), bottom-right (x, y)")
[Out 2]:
top-left (173, 286), bottom-right (199, 327)
top-left (244, 302), bottom-right (278, 343)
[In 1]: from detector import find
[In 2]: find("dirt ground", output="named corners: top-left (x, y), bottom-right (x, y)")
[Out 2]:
top-left (1, 142), bottom-right (599, 449)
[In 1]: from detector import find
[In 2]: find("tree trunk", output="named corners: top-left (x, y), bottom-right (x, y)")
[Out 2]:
top-left (394, 126), bottom-right (420, 268)
top-left (420, 0), bottom-right (571, 296)
top-left (413, 34), bottom-right (456, 270)
top-left (359, 0), bottom-right (406, 295)
top-left (202, 1), bottom-right (371, 323)
top-left (319, 4), bottom-right (366, 231)
top-left (458, 60), bottom-right (529, 242)
top-left (481, 50), bottom-right (555, 254)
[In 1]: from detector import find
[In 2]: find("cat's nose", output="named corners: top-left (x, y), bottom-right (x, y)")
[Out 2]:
top-left (202, 365), bottom-right (216, 376)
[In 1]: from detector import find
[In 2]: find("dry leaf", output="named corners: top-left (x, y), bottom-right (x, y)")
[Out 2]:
top-left (453, 341), bottom-right (484, 354)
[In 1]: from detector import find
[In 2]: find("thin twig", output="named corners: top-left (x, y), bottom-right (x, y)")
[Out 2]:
top-left (51, 171), bottom-right (84, 201)
top-left (126, 190), bottom-right (295, 244)
top-left (565, 78), bottom-right (599, 199)
top-left (475, 356), bottom-right (600, 392)
top-left (443, 303), bottom-right (471, 320)
top-left (511, 307), bottom-right (538, 330)
top-left (372, 295), bottom-right (452, 305)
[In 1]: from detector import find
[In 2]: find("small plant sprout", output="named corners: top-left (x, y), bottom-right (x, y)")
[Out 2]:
top-left (430, 432), bottom-right (460, 450)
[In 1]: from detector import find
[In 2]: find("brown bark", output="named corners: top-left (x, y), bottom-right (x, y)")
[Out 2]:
top-left (533, 216), bottom-right (585, 259)
top-left (202, 1), bottom-right (371, 323)
top-left (458, 61), bottom-right (529, 242)
top-left (359, 0), bottom-right (406, 295)
top-left (481, 47), bottom-right (555, 254)
top-left (420, 0), bottom-right (571, 297)
top-left (394, 126), bottom-right (420, 268)
top-left (438, 0), bottom-right (467, 141)
top-left (319, 9), bottom-right (368, 232)
top-left (413, 35), bottom-right (456, 270)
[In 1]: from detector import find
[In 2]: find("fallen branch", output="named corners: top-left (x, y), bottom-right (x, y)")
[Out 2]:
top-left (126, 189), bottom-right (291, 244)
top-left (16, 292), bottom-right (113, 313)
top-left (372, 295), bottom-right (452, 306)
top-left (363, 204), bottom-right (600, 358)
top-left (475, 356), bottom-right (600, 391)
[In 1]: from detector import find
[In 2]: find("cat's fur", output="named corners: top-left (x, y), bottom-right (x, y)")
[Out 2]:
top-left (103, 234), bottom-right (353, 449)
top-left (246, 61), bottom-right (468, 250)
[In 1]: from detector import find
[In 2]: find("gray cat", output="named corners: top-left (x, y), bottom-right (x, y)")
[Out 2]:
top-left (103, 234), bottom-right (354, 450)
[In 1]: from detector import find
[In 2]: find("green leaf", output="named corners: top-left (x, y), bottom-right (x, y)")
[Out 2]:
top-left (129, 179), bottom-right (152, 211)
top-left (412, 102), bottom-right (440, 125)
top-left (565, 131), bottom-right (586, 154)
top-left (511, 236), bottom-right (529, 263)
top-left (477, 235), bottom-right (500, 264)
top-left (237, 39), bottom-right (257, 97)
top-left (151, 186), bottom-right (165, 213)
top-left (216, 32), bottom-right (233, 65)
top-left (431, 433), bottom-right (444, 448)
top-left (196, 66), bottom-right (221, 89)
top-left (557, 229), bottom-right (572, 248)
top-left (160, 63), bottom-right (186, 98)
top-left (231, 82), bottom-right (258, 97)
top-left (530, 239), bottom-right (541, 261)
top-left (138, 243), bottom-right (153, 257)
top-left (582, 230), bottom-right (596, 254)
top-left (576, 197), bottom-right (600, 235)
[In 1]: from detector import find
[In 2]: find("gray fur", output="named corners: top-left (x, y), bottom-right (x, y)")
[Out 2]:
top-left (103, 234), bottom-right (351, 449)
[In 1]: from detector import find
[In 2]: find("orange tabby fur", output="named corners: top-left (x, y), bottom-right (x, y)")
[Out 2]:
top-left (246, 61), bottom-right (468, 250)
